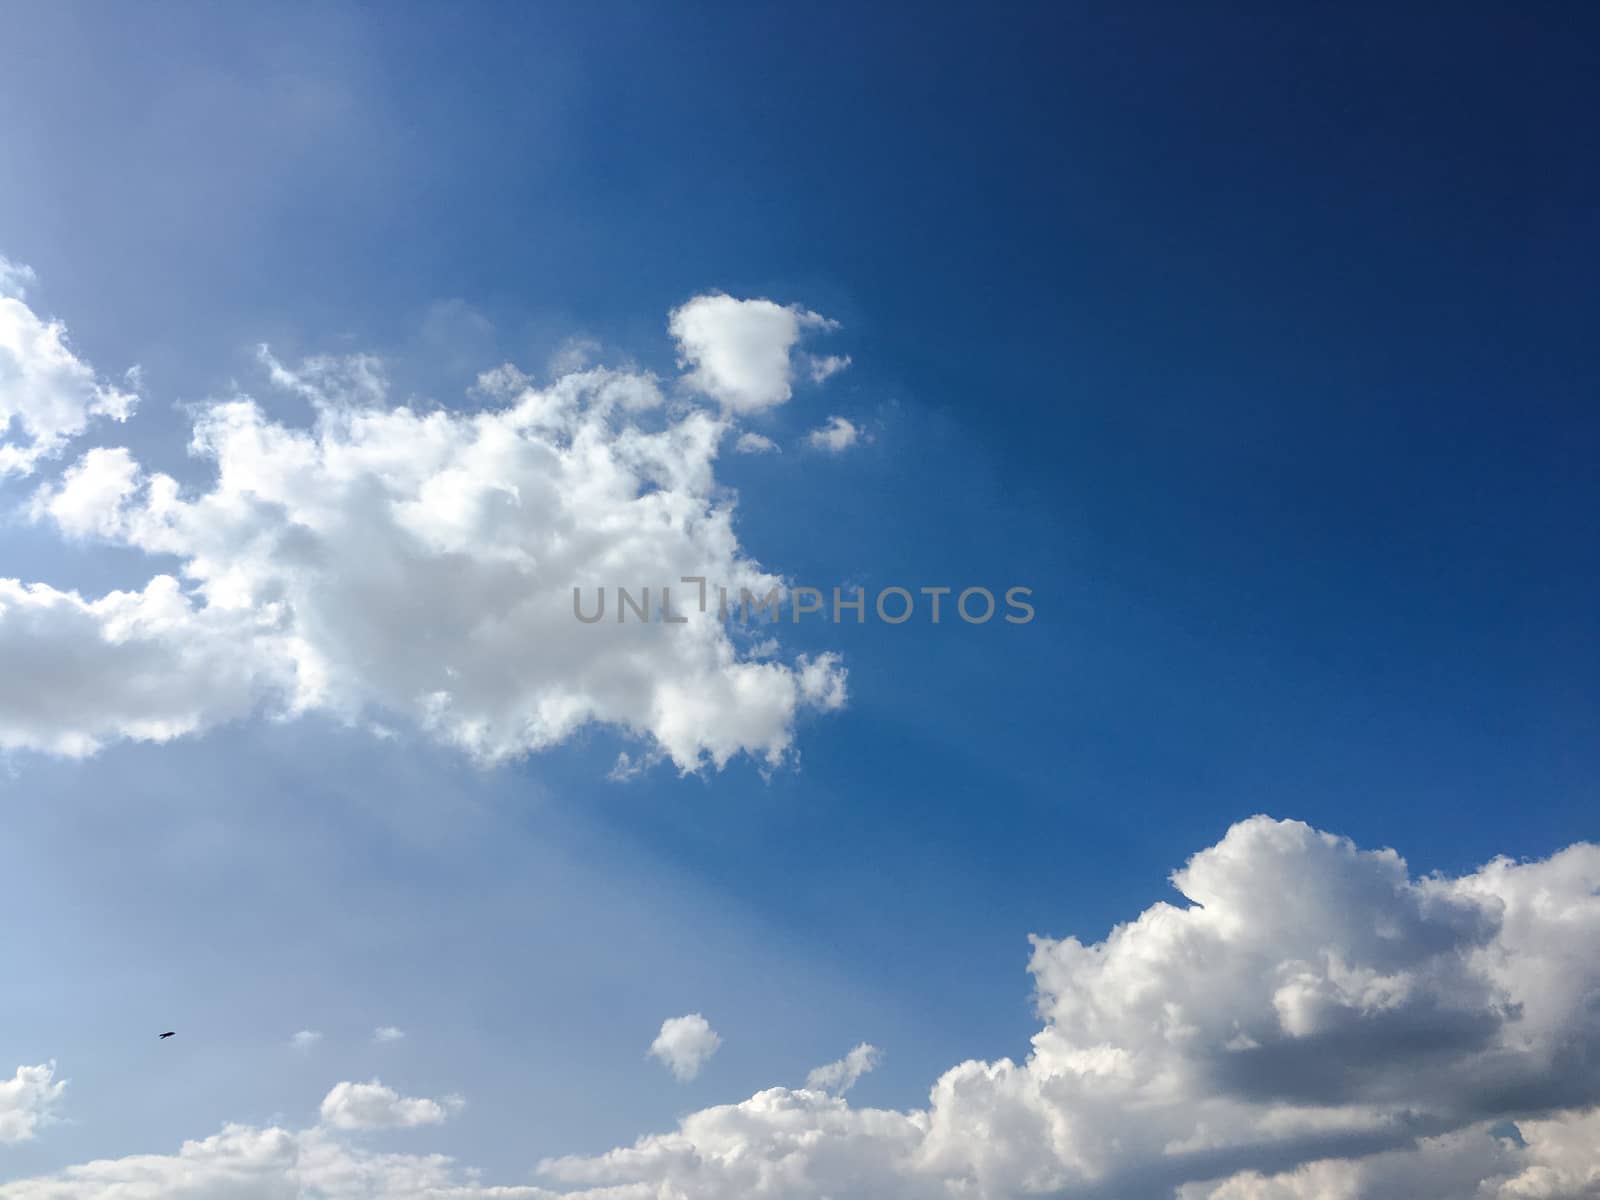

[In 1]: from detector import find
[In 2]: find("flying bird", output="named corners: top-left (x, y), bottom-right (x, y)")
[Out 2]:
top-left (159, 1031), bottom-right (176, 1039)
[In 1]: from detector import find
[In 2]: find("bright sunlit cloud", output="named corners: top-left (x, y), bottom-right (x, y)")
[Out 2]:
top-left (3, 266), bottom-right (849, 774)
top-left (0, 256), bottom-right (137, 478)
top-left (670, 294), bottom-right (842, 414)
top-left (318, 1079), bottom-right (460, 1131)
top-left (8, 817), bottom-right (1600, 1196)
top-left (648, 1013), bottom-right (722, 1083)
top-left (0, 1064), bottom-right (64, 1146)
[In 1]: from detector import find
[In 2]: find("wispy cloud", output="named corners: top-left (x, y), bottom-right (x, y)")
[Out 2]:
top-left (806, 415), bottom-right (862, 453)
top-left (734, 431), bottom-right (779, 454)
top-left (803, 1043), bottom-right (880, 1096)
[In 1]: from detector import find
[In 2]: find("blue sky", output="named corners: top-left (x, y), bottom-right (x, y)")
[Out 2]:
top-left (0, 5), bottom-right (1597, 1198)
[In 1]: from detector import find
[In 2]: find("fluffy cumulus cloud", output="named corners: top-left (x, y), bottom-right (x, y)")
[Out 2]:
top-left (0, 258), bottom-right (137, 477)
top-left (4, 278), bottom-right (851, 772)
top-left (0, 1063), bottom-right (65, 1146)
top-left (542, 818), bottom-right (1600, 1197)
top-left (318, 1080), bottom-right (458, 1132)
top-left (649, 1013), bottom-right (722, 1082)
top-left (806, 415), bottom-right (861, 452)
top-left (0, 573), bottom-right (290, 758)
top-left (670, 294), bottom-right (843, 413)
top-left (11, 817), bottom-right (1600, 1198)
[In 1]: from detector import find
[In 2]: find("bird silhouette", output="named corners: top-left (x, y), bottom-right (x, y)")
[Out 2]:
top-left (159, 1031), bottom-right (176, 1039)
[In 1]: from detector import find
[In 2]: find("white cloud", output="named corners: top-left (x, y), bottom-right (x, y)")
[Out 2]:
top-left (806, 415), bottom-right (861, 453)
top-left (6, 1103), bottom-right (1600, 1200)
top-left (289, 1031), bottom-right (322, 1051)
top-left (0, 256), bottom-right (137, 477)
top-left (373, 1027), bottom-right (405, 1044)
top-left (0, 576), bottom-right (289, 758)
top-left (0, 1122), bottom-right (536, 1199)
top-left (734, 431), bottom-right (779, 455)
top-left (12, 279), bottom-right (848, 773)
top-left (0, 1063), bottom-right (65, 1146)
top-left (670, 294), bottom-right (840, 413)
top-left (649, 1013), bottom-right (721, 1082)
top-left (1490, 1109), bottom-right (1600, 1199)
top-left (5, 819), bottom-right (1600, 1195)
top-left (806, 353), bottom-right (852, 384)
top-left (318, 1080), bottom-right (456, 1132)
top-left (29, 446), bottom-right (142, 539)
top-left (308, 825), bottom-right (1571, 1189)
top-left (0, 257), bottom-right (37, 298)
top-left (804, 1043), bottom-right (881, 1096)
top-left (545, 817), bottom-right (1600, 1197)
top-left (257, 345), bottom-right (386, 408)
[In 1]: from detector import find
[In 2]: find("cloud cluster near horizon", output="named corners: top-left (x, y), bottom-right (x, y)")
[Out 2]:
top-left (7, 816), bottom-right (1600, 1197)
top-left (0, 265), bottom-right (858, 773)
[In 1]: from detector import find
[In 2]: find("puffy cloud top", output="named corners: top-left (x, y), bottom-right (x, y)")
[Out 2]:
top-left (0, 258), bottom-right (136, 476)
top-left (670, 294), bottom-right (842, 413)
top-left (548, 817), bottom-right (1600, 1198)
top-left (6, 818), bottom-right (1600, 1196)
top-left (649, 1013), bottom-right (722, 1082)
top-left (318, 1080), bottom-right (457, 1132)
top-left (0, 1063), bottom-right (64, 1146)
top-left (7, 275), bottom-right (848, 772)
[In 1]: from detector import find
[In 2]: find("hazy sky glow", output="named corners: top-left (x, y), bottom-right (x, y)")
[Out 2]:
top-left (1, 4), bottom-right (1597, 1198)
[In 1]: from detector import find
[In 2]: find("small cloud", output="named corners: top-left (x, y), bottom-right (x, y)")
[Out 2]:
top-left (0, 255), bottom-right (37, 300)
top-left (806, 353), bottom-right (851, 384)
top-left (649, 1013), bottom-right (721, 1082)
top-left (734, 431), bottom-right (780, 455)
top-left (258, 345), bottom-right (387, 409)
top-left (608, 749), bottom-right (666, 782)
top-left (804, 1043), bottom-right (881, 1096)
top-left (318, 1080), bottom-right (452, 1131)
top-left (289, 1030), bottom-right (323, 1051)
top-left (671, 294), bottom-right (839, 413)
top-left (0, 259), bottom-right (138, 477)
top-left (0, 1062), bottom-right (65, 1145)
top-left (373, 1026), bottom-right (406, 1044)
top-left (806, 416), bottom-right (862, 453)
